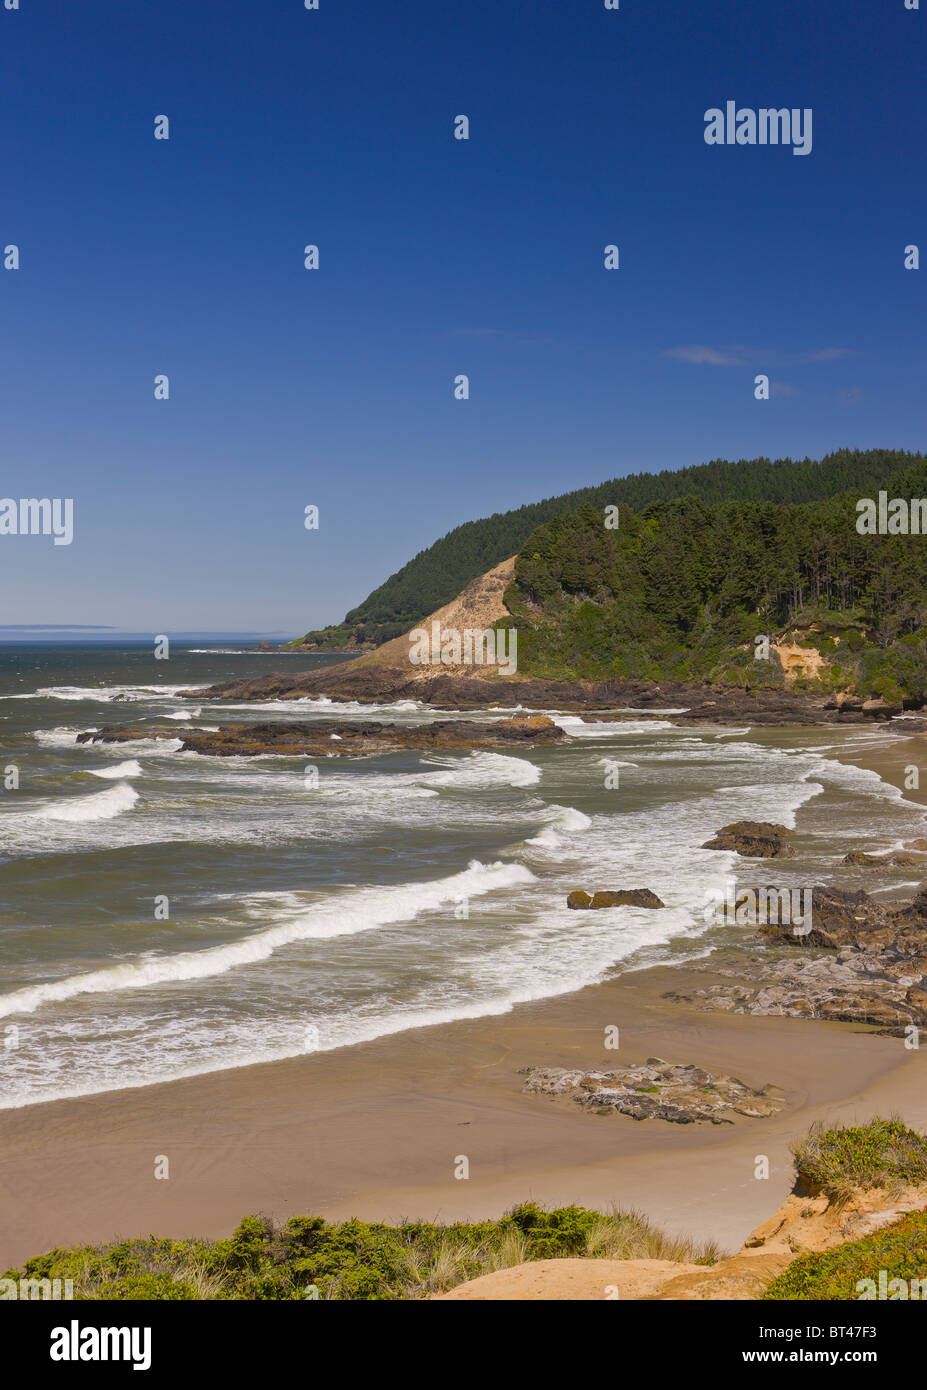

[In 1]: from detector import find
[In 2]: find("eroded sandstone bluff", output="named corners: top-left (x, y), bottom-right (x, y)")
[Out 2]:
top-left (75, 715), bottom-right (565, 757)
top-left (178, 662), bottom-right (925, 725)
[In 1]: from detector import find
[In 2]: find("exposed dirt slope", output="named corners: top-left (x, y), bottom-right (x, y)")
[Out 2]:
top-left (436, 1185), bottom-right (927, 1300)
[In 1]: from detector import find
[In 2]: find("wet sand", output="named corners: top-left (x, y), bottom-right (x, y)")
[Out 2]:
top-left (846, 726), bottom-right (927, 809)
top-left (2, 954), bottom-right (925, 1269)
top-left (3, 726), bottom-right (927, 1271)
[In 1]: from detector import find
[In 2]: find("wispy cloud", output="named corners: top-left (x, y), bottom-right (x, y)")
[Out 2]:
top-left (663, 344), bottom-right (745, 366)
top-left (798, 347), bottom-right (856, 362)
top-left (664, 344), bottom-right (857, 367)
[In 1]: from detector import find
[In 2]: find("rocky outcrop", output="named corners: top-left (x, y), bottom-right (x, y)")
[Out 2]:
top-left (519, 1058), bottom-right (786, 1125)
top-left (566, 889), bottom-right (665, 910)
top-left (75, 715), bottom-right (565, 758)
top-left (842, 850), bottom-right (922, 867)
top-left (665, 885), bottom-right (927, 1031)
top-left (701, 821), bottom-right (795, 859)
top-left (177, 662), bottom-right (898, 722)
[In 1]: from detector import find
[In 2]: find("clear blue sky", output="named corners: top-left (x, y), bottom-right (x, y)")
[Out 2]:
top-left (2, 0), bottom-right (924, 636)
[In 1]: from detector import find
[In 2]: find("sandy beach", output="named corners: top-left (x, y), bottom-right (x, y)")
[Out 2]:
top-left (2, 949), bottom-right (925, 1268)
top-left (3, 731), bottom-right (927, 1271)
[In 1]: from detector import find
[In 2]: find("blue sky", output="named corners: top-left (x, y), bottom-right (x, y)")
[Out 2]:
top-left (2, 0), bottom-right (924, 636)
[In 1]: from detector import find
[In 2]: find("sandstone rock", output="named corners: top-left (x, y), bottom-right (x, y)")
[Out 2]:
top-left (594, 889), bottom-right (665, 909)
top-left (567, 889), bottom-right (665, 909)
top-left (701, 821), bottom-right (795, 858)
top-left (862, 697), bottom-right (904, 718)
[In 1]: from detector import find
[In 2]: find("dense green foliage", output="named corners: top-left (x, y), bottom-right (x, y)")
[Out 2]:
top-left (294, 449), bottom-right (922, 648)
top-left (790, 1118), bottom-right (927, 1199)
top-left (766, 1118), bottom-right (927, 1299)
top-left (504, 455), bottom-right (927, 698)
top-left (2, 1203), bottom-right (716, 1301)
top-left (765, 1209), bottom-right (927, 1300)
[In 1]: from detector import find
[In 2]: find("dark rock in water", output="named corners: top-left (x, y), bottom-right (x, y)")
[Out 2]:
top-left (701, 821), bottom-right (795, 859)
top-left (519, 1061), bottom-right (785, 1125)
top-left (757, 884), bottom-right (882, 949)
top-left (842, 850), bottom-right (922, 867)
top-left (567, 889), bottom-right (665, 909)
top-left (174, 664), bottom-right (872, 724)
top-left (75, 715), bottom-right (565, 758)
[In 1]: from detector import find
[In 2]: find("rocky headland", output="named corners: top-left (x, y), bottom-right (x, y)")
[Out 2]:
top-left (176, 661), bottom-right (927, 727)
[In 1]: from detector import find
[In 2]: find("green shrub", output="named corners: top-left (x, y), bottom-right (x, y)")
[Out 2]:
top-left (765, 1209), bottom-right (927, 1300)
top-left (1, 1203), bottom-right (717, 1302)
top-left (791, 1118), bottom-right (927, 1200)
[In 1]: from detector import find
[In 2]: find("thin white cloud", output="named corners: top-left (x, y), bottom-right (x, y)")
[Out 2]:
top-left (663, 344), bottom-right (744, 366)
top-left (664, 344), bottom-right (857, 367)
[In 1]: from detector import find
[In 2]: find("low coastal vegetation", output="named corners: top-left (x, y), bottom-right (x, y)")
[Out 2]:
top-left (764, 1118), bottom-right (927, 1300)
top-left (765, 1210), bottom-right (927, 1300)
top-left (2, 1203), bottom-right (718, 1301)
top-left (9, 1118), bottom-right (927, 1301)
top-left (790, 1117), bottom-right (927, 1200)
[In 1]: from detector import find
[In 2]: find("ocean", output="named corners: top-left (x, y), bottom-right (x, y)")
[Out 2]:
top-left (0, 643), bottom-right (923, 1110)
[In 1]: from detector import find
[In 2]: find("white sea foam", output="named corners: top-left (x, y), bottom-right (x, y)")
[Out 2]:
top-left (11, 709), bottom-right (917, 1108)
top-left (33, 727), bottom-right (91, 747)
top-left (17, 781), bottom-right (139, 824)
top-left (524, 804), bottom-right (593, 849)
top-left (2, 684), bottom-right (189, 702)
top-left (417, 751), bottom-right (541, 789)
top-left (0, 859), bottom-right (535, 1018)
top-left (551, 716), bottom-right (676, 737)
top-left (88, 760), bottom-right (143, 780)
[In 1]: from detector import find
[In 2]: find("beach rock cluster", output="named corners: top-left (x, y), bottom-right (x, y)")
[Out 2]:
top-left (566, 889), bottom-right (665, 909)
top-left (76, 715), bottom-right (565, 758)
top-left (701, 821), bottom-right (795, 858)
top-left (666, 885), bottom-right (927, 1031)
top-left (519, 1059), bottom-right (785, 1124)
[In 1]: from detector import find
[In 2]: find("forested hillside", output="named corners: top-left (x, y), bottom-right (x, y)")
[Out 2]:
top-left (503, 454), bottom-right (927, 702)
top-left (292, 450), bottom-right (924, 649)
